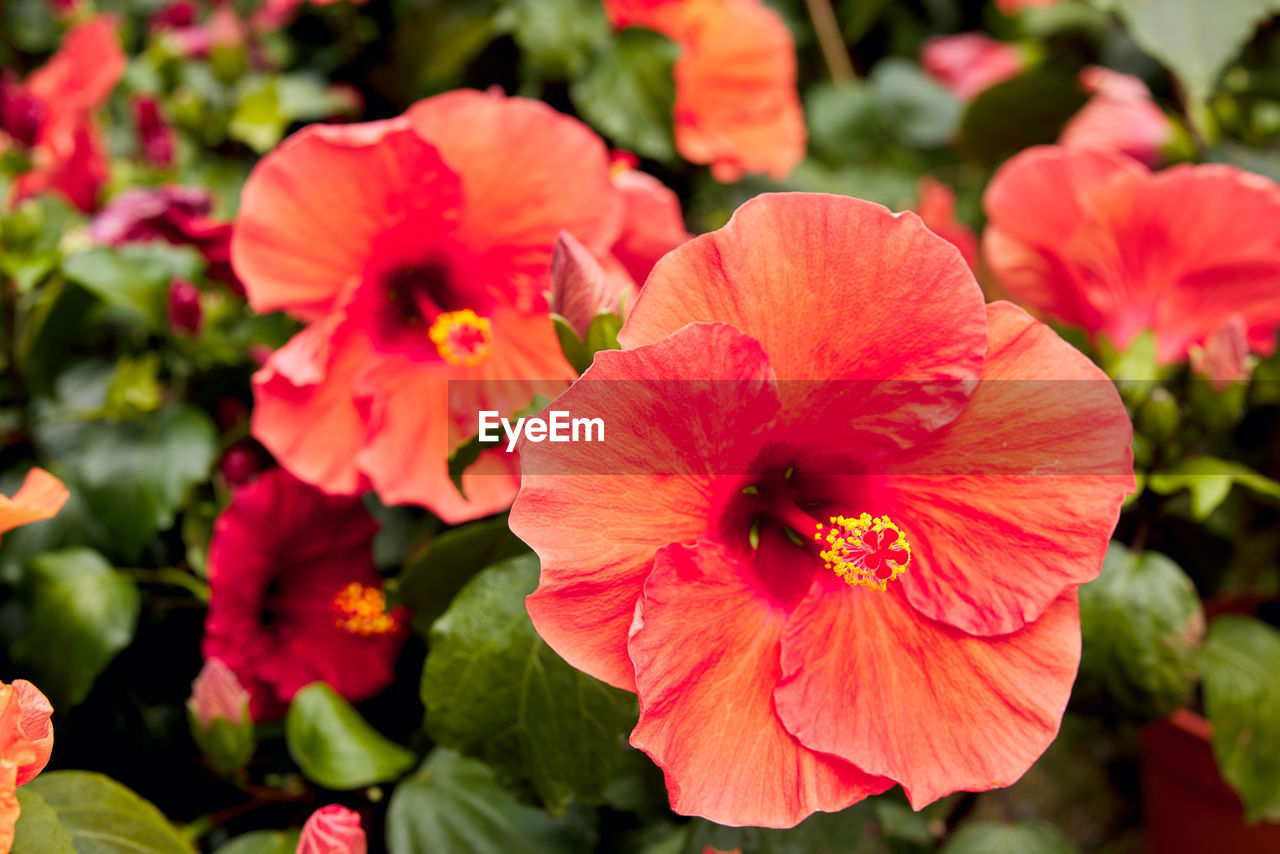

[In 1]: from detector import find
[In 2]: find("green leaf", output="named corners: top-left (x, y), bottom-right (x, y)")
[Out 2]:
top-left (1199, 615), bottom-right (1280, 823)
top-left (1076, 543), bottom-right (1204, 720)
top-left (212, 831), bottom-right (301, 854)
top-left (571, 27), bottom-right (678, 162)
top-left (1106, 0), bottom-right (1274, 106)
top-left (397, 517), bottom-right (529, 634)
top-left (868, 58), bottom-right (963, 149)
top-left (385, 749), bottom-right (597, 854)
top-left (229, 78), bottom-right (285, 154)
top-left (68, 405), bottom-right (219, 561)
top-left (423, 555), bottom-right (636, 810)
top-left (584, 312), bottom-right (623, 358)
top-left (501, 0), bottom-right (609, 78)
top-left (552, 315), bottom-right (594, 375)
top-left (940, 820), bottom-right (1076, 854)
top-left (961, 67), bottom-right (1089, 165)
top-left (1147, 456), bottom-right (1280, 520)
top-left (12, 549), bottom-right (140, 707)
top-left (61, 245), bottom-right (204, 332)
top-left (12, 790), bottom-right (75, 854)
top-left (679, 801), bottom-right (883, 854)
top-left (285, 683), bottom-right (416, 790)
top-left (20, 771), bottom-right (194, 853)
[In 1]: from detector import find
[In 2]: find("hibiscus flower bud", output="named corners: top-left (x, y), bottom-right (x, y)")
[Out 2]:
top-left (168, 278), bottom-right (203, 336)
top-left (218, 445), bottom-right (261, 487)
top-left (187, 659), bottom-right (255, 776)
top-left (297, 805), bottom-right (367, 854)
top-left (1190, 315), bottom-right (1251, 392)
top-left (550, 230), bottom-right (625, 341)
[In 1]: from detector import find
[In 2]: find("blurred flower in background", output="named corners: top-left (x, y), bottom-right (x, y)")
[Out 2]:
top-left (0, 680), bottom-right (54, 852)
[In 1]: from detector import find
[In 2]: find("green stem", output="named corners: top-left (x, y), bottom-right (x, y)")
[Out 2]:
top-left (121, 567), bottom-right (211, 602)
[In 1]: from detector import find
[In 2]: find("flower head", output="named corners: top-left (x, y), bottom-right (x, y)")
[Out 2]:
top-left (2, 15), bottom-right (125, 211)
top-left (984, 146), bottom-right (1280, 363)
top-left (297, 804), bottom-right (367, 854)
top-left (233, 90), bottom-right (630, 522)
top-left (202, 469), bottom-right (406, 721)
top-left (0, 679), bottom-right (54, 852)
top-left (603, 0), bottom-right (805, 182)
top-left (510, 193), bottom-right (1133, 827)
top-left (921, 33), bottom-right (1024, 102)
top-left (1059, 67), bottom-right (1172, 166)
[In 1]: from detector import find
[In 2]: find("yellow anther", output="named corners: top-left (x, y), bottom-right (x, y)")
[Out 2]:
top-left (428, 309), bottom-right (492, 366)
top-left (814, 513), bottom-right (911, 591)
top-left (332, 582), bottom-right (400, 637)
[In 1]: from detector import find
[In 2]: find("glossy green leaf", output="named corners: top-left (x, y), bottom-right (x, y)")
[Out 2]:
top-left (570, 27), bottom-right (678, 161)
top-left (12, 549), bottom-right (140, 707)
top-left (868, 58), bottom-right (963, 149)
top-left (940, 821), bottom-right (1076, 854)
top-left (20, 771), bottom-right (194, 853)
top-left (501, 0), bottom-right (609, 78)
top-left (285, 683), bottom-right (416, 790)
top-left (12, 790), bottom-right (75, 854)
top-left (961, 68), bottom-right (1089, 165)
top-left (397, 517), bottom-right (529, 634)
top-left (423, 555), bottom-right (636, 810)
top-left (1147, 456), bottom-right (1280, 520)
top-left (1199, 615), bottom-right (1280, 823)
top-left (1105, 0), bottom-right (1275, 105)
top-left (212, 831), bottom-right (300, 854)
top-left (385, 749), bottom-right (597, 854)
top-left (61, 245), bottom-right (204, 332)
top-left (1076, 543), bottom-right (1204, 720)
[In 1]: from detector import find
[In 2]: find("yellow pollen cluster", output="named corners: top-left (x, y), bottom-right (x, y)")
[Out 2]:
top-left (428, 309), bottom-right (493, 366)
top-left (814, 513), bottom-right (911, 591)
top-left (332, 582), bottom-right (400, 637)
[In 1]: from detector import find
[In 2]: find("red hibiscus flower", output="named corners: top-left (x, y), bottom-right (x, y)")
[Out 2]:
top-left (91, 186), bottom-right (240, 292)
top-left (1059, 67), bottom-right (1172, 166)
top-left (0, 15), bottom-right (125, 211)
top-left (920, 33), bottom-right (1024, 102)
top-left (202, 469), bottom-right (407, 721)
top-left (984, 146), bottom-right (1280, 363)
top-left (603, 0), bottom-right (805, 182)
top-left (0, 679), bottom-right (54, 852)
top-left (510, 193), bottom-right (1133, 827)
top-left (233, 90), bottom-right (627, 522)
top-left (915, 177), bottom-right (978, 272)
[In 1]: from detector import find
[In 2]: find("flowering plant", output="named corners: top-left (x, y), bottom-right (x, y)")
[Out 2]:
top-left (3, 0), bottom-right (1280, 851)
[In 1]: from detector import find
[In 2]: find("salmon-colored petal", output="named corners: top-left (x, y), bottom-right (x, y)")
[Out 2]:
top-left (670, 0), bottom-right (805, 181)
top-left (232, 119), bottom-right (463, 320)
top-left (0, 468), bottom-right (69, 538)
top-left (775, 582), bottom-right (1081, 808)
top-left (514, 322), bottom-right (781, 690)
top-left (0, 762), bottom-right (17, 854)
top-left (251, 311), bottom-right (372, 496)
top-left (10, 681), bottom-right (52, 787)
top-left (1059, 67), bottom-right (1171, 165)
top-left (983, 146), bottom-right (1148, 338)
top-left (407, 90), bottom-right (624, 309)
top-left (629, 540), bottom-right (892, 827)
top-left (610, 166), bottom-right (689, 287)
top-left (917, 177), bottom-right (978, 272)
top-left (27, 15), bottom-right (125, 112)
top-left (881, 303), bottom-right (1133, 635)
top-left (622, 193), bottom-right (987, 451)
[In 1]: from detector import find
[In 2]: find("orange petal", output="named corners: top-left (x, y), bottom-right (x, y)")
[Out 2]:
top-left (0, 469), bottom-right (69, 539)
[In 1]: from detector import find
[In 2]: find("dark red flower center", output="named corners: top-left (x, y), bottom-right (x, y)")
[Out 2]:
top-left (362, 260), bottom-right (494, 364)
top-left (713, 466), bottom-right (910, 605)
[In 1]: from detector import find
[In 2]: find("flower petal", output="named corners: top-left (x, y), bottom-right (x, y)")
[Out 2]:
top-left (514, 322), bottom-right (781, 690)
top-left (621, 193), bottom-right (987, 451)
top-left (251, 310), bottom-right (372, 496)
top-left (232, 119), bottom-right (463, 320)
top-left (0, 468), bottom-right (69, 538)
top-left (629, 540), bottom-right (891, 828)
top-left (610, 166), bottom-right (688, 287)
top-left (775, 580), bottom-right (1081, 809)
top-left (407, 90), bottom-right (624, 307)
top-left (26, 15), bottom-right (125, 113)
top-left (883, 302), bottom-right (1133, 635)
